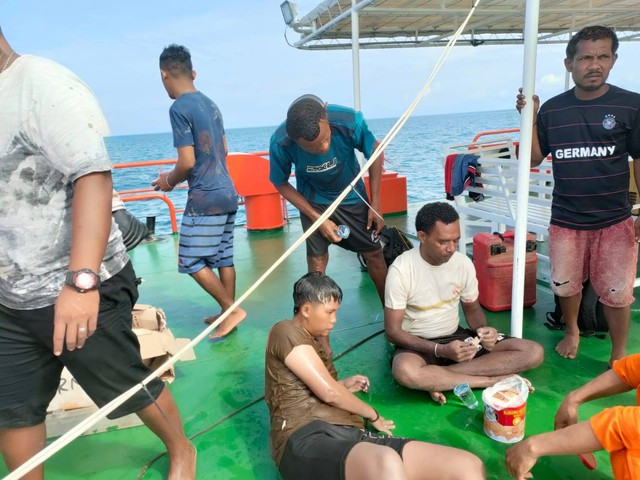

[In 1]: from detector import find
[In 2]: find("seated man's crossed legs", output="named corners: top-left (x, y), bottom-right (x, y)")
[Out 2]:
top-left (391, 329), bottom-right (544, 404)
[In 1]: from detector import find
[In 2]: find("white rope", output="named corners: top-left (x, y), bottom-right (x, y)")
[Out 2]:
top-left (4, 2), bottom-right (481, 478)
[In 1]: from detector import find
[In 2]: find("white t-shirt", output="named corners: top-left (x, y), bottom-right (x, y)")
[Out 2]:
top-left (385, 248), bottom-right (479, 339)
top-left (0, 55), bottom-right (128, 309)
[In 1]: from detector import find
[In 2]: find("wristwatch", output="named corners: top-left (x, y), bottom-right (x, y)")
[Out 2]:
top-left (65, 268), bottom-right (101, 293)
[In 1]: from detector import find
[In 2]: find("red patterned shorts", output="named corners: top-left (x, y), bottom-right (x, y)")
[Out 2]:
top-left (548, 218), bottom-right (637, 307)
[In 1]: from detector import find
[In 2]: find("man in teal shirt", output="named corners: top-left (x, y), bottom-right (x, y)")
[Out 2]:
top-left (269, 95), bottom-right (387, 353)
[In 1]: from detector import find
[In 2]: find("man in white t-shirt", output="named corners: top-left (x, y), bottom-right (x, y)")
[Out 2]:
top-left (384, 202), bottom-right (544, 404)
top-left (0, 27), bottom-right (194, 479)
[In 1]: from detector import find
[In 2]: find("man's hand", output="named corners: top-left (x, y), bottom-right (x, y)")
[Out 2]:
top-left (342, 375), bottom-right (370, 393)
top-left (53, 286), bottom-right (99, 356)
top-left (369, 414), bottom-right (395, 436)
top-left (516, 87), bottom-right (540, 118)
top-left (554, 394), bottom-right (580, 430)
top-left (151, 171), bottom-right (174, 192)
top-left (634, 217), bottom-right (640, 243)
top-left (515, 87), bottom-right (546, 167)
top-left (440, 340), bottom-right (478, 363)
top-left (318, 219), bottom-right (343, 243)
top-left (505, 439), bottom-right (537, 479)
top-left (476, 326), bottom-right (499, 350)
top-left (367, 207), bottom-right (385, 235)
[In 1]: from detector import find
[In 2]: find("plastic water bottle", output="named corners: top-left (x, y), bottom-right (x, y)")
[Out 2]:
top-left (336, 225), bottom-right (351, 239)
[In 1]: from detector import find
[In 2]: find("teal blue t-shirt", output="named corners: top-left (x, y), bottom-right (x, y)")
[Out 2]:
top-left (170, 91), bottom-right (238, 216)
top-left (269, 104), bottom-right (376, 205)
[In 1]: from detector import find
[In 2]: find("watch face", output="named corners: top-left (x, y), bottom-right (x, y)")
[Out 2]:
top-left (74, 271), bottom-right (98, 290)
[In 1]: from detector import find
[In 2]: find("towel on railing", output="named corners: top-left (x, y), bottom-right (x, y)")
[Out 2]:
top-left (444, 153), bottom-right (484, 201)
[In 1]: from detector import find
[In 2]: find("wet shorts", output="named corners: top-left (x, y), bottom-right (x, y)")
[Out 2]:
top-left (279, 420), bottom-right (413, 480)
top-left (548, 218), bottom-right (637, 307)
top-left (300, 202), bottom-right (382, 257)
top-left (178, 212), bottom-right (236, 274)
top-left (392, 326), bottom-right (509, 367)
top-left (0, 262), bottom-right (165, 429)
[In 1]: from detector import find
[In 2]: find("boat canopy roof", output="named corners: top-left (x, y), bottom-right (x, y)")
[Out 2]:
top-left (287, 0), bottom-right (640, 50)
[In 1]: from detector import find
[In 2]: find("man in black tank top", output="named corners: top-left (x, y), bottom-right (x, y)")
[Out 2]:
top-left (517, 26), bottom-right (640, 365)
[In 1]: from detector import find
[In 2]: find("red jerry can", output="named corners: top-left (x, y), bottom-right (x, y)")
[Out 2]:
top-left (472, 231), bottom-right (537, 312)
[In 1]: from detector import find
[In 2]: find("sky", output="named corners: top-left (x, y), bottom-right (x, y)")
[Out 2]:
top-left (4, 0), bottom-right (640, 136)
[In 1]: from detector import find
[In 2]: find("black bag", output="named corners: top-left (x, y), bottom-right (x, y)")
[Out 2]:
top-left (544, 280), bottom-right (609, 339)
top-left (358, 226), bottom-right (414, 270)
top-left (112, 209), bottom-right (149, 251)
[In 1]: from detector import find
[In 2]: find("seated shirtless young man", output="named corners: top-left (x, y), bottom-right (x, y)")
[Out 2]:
top-left (384, 202), bottom-right (544, 404)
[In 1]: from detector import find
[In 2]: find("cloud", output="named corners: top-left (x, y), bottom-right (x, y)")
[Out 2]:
top-left (539, 73), bottom-right (564, 87)
top-left (6, 0), bottom-right (640, 135)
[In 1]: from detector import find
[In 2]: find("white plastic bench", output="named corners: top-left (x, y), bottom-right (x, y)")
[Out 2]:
top-left (445, 138), bottom-right (552, 261)
top-left (445, 138), bottom-right (640, 288)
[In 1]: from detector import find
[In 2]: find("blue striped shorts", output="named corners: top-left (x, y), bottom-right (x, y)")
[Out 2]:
top-left (178, 213), bottom-right (236, 274)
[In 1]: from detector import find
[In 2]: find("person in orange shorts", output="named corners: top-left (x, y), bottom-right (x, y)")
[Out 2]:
top-left (505, 353), bottom-right (640, 479)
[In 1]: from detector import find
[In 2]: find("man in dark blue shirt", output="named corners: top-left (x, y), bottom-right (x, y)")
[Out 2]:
top-left (154, 44), bottom-right (246, 340)
top-left (517, 26), bottom-right (640, 363)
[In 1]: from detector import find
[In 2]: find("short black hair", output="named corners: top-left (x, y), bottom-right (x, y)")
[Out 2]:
top-left (286, 95), bottom-right (327, 141)
top-left (415, 202), bottom-right (459, 235)
top-left (566, 26), bottom-right (619, 59)
top-left (159, 44), bottom-right (193, 77)
top-left (292, 272), bottom-right (343, 314)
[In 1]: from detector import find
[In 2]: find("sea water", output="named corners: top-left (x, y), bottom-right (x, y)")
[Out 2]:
top-left (106, 109), bottom-right (521, 234)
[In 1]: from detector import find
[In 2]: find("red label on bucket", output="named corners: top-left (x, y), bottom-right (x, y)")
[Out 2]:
top-left (494, 403), bottom-right (526, 427)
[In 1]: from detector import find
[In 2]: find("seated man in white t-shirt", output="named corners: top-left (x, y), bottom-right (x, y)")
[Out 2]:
top-left (384, 202), bottom-right (544, 404)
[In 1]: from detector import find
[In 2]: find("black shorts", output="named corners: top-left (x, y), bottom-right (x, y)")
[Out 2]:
top-left (279, 420), bottom-right (413, 480)
top-left (0, 262), bottom-right (165, 429)
top-left (392, 326), bottom-right (510, 367)
top-left (300, 202), bottom-right (382, 257)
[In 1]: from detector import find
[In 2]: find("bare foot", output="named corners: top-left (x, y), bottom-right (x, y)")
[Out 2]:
top-left (203, 313), bottom-right (221, 324)
top-left (521, 377), bottom-right (535, 393)
top-left (429, 391), bottom-right (446, 405)
top-left (210, 308), bottom-right (247, 338)
top-left (479, 374), bottom-right (511, 389)
top-left (168, 440), bottom-right (196, 480)
top-left (555, 332), bottom-right (580, 359)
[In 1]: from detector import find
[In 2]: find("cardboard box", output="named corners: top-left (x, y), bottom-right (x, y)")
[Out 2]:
top-left (46, 304), bottom-right (195, 436)
top-left (47, 367), bottom-right (94, 412)
top-left (133, 327), bottom-right (196, 382)
top-left (132, 303), bottom-right (167, 331)
top-left (46, 405), bottom-right (144, 438)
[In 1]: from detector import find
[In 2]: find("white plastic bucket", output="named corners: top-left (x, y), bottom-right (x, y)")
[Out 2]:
top-left (482, 375), bottom-right (529, 443)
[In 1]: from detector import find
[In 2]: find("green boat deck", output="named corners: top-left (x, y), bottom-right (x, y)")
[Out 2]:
top-left (3, 203), bottom-right (639, 479)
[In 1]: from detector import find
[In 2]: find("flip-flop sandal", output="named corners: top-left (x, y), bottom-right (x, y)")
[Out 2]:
top-left (578, 452), bottom-right (597, 470)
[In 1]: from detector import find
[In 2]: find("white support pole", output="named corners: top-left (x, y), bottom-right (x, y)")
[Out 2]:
top-left (564, 30), bottom-right (573, 91)
top-left (294, 0), bottom-right (375, 48)
top-left (351, 0), bottom-right (361, 111)
top-left (352, 0), bottom-right (365, 167)
top-left (511, 0), bottom-right (540, 338)
top-left (564, 68), bottom-right (571, 91)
